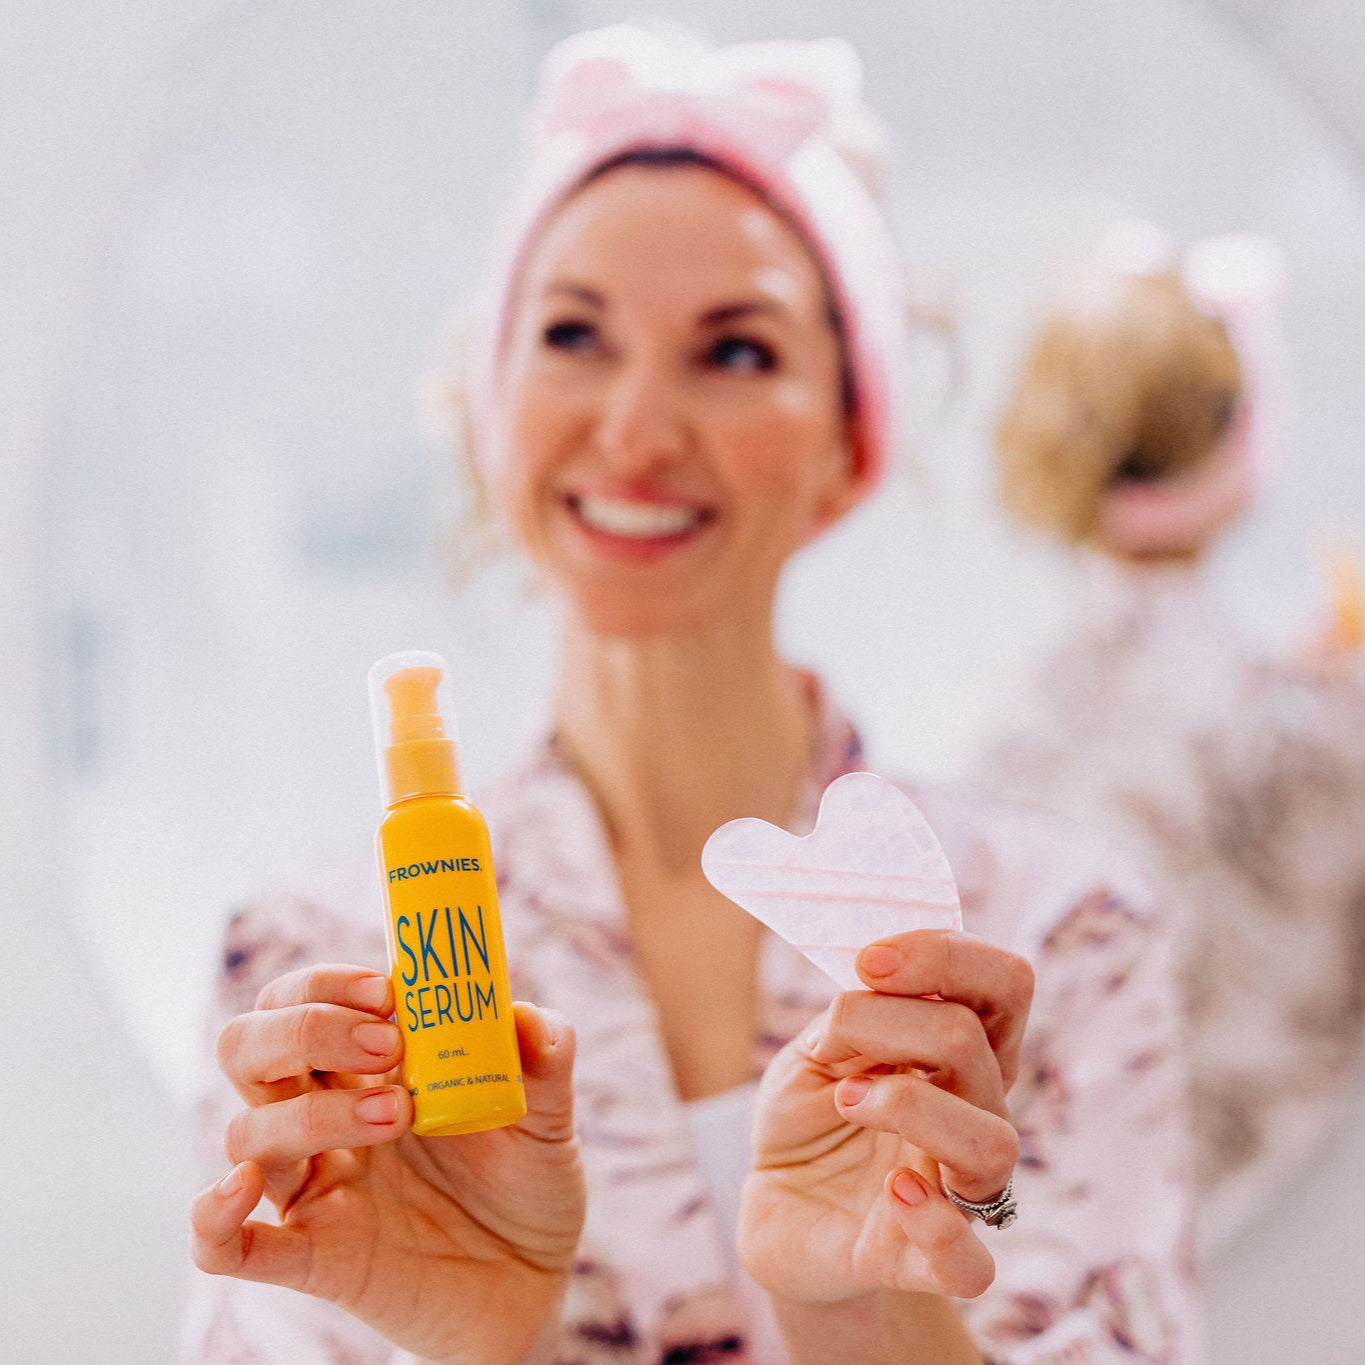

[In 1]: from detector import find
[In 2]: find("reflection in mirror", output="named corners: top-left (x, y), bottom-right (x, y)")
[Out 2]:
top-left (33, 1), bottom-right (1365, 1356)
top-left (45, 0), bottom-right (1365, 1097)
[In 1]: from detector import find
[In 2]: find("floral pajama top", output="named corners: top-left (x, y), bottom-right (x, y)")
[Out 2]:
top-left (975, 562), bottom-right (1365, 1252)
top-left (185, 679), bottom-right (1202, 1364)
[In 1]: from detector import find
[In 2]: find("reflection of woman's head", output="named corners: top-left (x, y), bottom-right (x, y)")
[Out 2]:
top-left (996, 254), bottom-right (1246, 559)
top-left (448, 26), bottom-right (911, 634)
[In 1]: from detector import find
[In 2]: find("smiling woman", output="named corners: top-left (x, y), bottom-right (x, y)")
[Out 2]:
top-left (186, 24), bottom-right (1199, 1365)
top-left (495, 160), bottom-right (859, 634)
top-left (17, 2), bottom-right (1365, 1362)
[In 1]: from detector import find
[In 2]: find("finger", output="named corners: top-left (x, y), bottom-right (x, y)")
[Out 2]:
top-left (835, 1073), bottom-right (1018, 1202)
top-left (225, 1084), bottom-right (412, 1168)
top-left (810, 992), bottom-right (1006, 1115)
top-left (217, 1004), bottom-right (403, 1103)
top-left (254, 963), bottom-right (393, 1017)
top-left (884, 1169), bottom-right (996, 1299)
top-left (855, 931), bottom-right (1034, 1088)
top-left (190, 1161), bottom-right (312, 1289)
top-left (511, 1001), bottom-right (576, 1143)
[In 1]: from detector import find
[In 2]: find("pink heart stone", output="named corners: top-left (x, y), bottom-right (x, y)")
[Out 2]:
top-left (701, 771), bottom-right (962, 990)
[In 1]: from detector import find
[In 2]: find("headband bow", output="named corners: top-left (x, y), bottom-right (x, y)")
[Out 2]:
top-left (530, 26), bottom-right (861, 168)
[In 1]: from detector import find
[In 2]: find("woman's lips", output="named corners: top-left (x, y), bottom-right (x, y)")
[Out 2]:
top-left (562, 491), bottom-right (716, 561)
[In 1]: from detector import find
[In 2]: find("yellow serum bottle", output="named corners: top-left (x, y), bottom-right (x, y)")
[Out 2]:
top-left (369, 650), bottom-right (526, 1136)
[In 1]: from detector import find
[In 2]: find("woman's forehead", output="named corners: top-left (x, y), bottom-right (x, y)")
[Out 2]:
top-left (516, 164), bottom-right (828, 318)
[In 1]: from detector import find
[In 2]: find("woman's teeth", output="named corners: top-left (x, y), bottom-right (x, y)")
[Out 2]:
top-left (572, 494), bottom-right (704, 539)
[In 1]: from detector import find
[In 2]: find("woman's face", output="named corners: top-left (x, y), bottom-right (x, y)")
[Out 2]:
top-left (494, 163), bottom-right (863, 638)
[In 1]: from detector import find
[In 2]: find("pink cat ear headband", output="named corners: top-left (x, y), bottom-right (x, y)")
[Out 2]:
top-left (1092, 220), bottom-right (1290, 555)
top-left (464, 24), bottom-right (912, 489)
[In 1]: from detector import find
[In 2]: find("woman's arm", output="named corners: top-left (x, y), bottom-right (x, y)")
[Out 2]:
top-left (771, 1290), bottom-right (980, 1365)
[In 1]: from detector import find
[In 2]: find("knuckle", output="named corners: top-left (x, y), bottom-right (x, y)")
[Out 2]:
top-left (223, 1109), bottom-right (252, 1166)
top-left (826, 991), bottom-right (857, 1041)
top-left (889, 1077), bottom-right (924, 1130)
top-left (1003, 954), bottom-right (1035, 1012)
top-left (300, 1091), bottom-right (332, 1151)
top-left (980, 1119), bottom-right (1020, 1179)
top-left (303, 963), bottom-right (336, 1004)
top-left (254, 971), bottom-right (290, 1012)
top-left (951, 1253), bottom-right (996, 1300)
top-left (941, 1002), bottom-right (985, 1060)
top-left (215, 1014), bottom-right (246, 1072)
top-left (924, 1214), bottom-right (963, 1262)
top-left (290, 1004), bottom-right (325, 1070)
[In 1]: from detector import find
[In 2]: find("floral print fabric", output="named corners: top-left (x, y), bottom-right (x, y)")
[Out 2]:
top-left (186, 680), bottom-right (1201, 1363)
top-left (974, 561), bottom-right (1365, 1253)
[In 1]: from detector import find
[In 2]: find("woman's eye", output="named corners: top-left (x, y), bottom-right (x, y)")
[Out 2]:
top-left (706, 335), bottom-right (776, 373)
top-left (542, 319), bottom-right (598, 352)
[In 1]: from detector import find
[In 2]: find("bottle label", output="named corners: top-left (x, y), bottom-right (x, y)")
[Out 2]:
top-left (394, 903), bottom-right (501, 1031)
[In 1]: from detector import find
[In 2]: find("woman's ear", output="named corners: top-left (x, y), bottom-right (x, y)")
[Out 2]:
top-left (810, 421), bottom-right (874, 537)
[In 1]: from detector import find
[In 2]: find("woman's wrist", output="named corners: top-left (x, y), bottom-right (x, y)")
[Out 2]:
top-left (385, 1280), bottom-right (567, 1365)
top-left (768, 1288), bottom-right (981, 1365)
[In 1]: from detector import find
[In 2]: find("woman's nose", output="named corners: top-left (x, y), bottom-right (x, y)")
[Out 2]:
top-left (595, 358), bottom-right (688, 472)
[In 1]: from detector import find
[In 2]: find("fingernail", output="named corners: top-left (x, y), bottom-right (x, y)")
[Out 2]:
top-left (858, 944), bottom-right (900, 978)
top-left (892, 1170), bottom-right (928, 1207)
top-left (352, 976), bottom-right (390, 1012)
top-left (217, 1164), bottom-right (244, 1198)
top-left (837, 1076), bottom-right (873, 1107)
top-left (804, 1026), bottom-right (823, 1053)
top-left (356, 1090), bottom-right (399, 1125)
top-left (355, 1021), bottom-right (399, 1056)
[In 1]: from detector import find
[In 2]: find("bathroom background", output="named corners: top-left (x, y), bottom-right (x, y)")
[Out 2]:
top-left (4, 1), bottom-right (1365, 1359)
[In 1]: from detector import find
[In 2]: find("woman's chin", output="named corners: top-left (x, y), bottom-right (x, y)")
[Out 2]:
top-left (560, 589), bottom-right (711, 640)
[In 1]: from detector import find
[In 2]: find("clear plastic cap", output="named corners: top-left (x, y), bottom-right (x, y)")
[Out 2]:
top-left (368, 650), bottom-right (462, 806)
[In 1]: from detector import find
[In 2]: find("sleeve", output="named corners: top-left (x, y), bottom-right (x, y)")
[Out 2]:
top-left (961, 882), bottom-right (1205, 1365)
top-left (180, 888), bottom-right (395, 1365)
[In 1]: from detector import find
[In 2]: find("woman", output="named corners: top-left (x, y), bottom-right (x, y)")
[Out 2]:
top-left (977, 221), bottom-right (1365, 1250)
top-left (188, 30), bottom-right (1198, 1364)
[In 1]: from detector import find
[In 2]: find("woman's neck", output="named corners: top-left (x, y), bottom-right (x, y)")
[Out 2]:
top-left (553, 610), bottom-right (816, 875)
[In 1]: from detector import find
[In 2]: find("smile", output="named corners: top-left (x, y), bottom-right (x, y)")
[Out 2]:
top-left (567, 493), bottom-right (713, 540)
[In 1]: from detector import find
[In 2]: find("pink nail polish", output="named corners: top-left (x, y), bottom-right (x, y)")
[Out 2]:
top-left (837, 1075), bottom-right (873, 1106)
top-left (892, 1170), bottom-right (928, 1207)
top-left (858, 944), bottom-right (900, 978)
top-left (357, 1091), bottom-right (399, 1125)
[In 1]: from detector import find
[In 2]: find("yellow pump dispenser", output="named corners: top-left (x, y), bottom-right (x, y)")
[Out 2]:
top-left (370, 650), bottom-right (526, 1136)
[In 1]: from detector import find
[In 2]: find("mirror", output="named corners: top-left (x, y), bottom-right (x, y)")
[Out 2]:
top-left (32, 1), bottom-right (1365, 1355)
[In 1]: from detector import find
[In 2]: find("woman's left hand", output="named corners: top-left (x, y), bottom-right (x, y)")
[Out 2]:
top-left (739, 929), bottom-right (1033, 1304)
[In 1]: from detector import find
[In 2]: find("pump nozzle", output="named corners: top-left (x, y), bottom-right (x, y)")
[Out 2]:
top-left (385, 666), bottom-right (449, 744)
top-left (369, 651), bottom-right (461, 806)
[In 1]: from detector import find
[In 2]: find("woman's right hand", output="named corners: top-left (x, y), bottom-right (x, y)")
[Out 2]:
top-left (190, 964), bottom-right (585, 1365)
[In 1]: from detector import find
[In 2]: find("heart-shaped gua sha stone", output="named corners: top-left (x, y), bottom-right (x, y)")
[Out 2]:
top-left (701, 771), bottom-right (962, 991)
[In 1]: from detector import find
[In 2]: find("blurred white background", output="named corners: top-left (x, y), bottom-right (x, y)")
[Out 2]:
top-left (5, 1), bottom-right (1365, 1360)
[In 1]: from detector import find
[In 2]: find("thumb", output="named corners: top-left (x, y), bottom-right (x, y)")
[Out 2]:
top-left (512, 1001), bottom-right (577, 1142)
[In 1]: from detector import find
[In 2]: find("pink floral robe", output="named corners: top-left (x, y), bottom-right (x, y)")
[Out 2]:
top-left (974, 561), bottom-right (1365, 1252)
top-left (185, 680), bottom-right (1202, 1363)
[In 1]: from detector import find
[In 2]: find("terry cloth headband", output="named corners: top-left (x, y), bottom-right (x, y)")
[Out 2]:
top-left (464, 24), bottom-right (912, 489)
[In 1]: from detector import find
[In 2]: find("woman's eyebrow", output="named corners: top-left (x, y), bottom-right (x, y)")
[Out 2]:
top-left (698, 298), bottom-right (790, 327)
top-left (543, 280), bottom-right (606, 307)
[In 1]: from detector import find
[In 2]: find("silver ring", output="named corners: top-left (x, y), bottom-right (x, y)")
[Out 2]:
top-left (942, 1177), bottom-right (1018, 1229)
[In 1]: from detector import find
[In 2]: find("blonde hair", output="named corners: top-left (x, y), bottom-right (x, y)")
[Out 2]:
top-left (996, 264), bottom-right (1242, 545)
